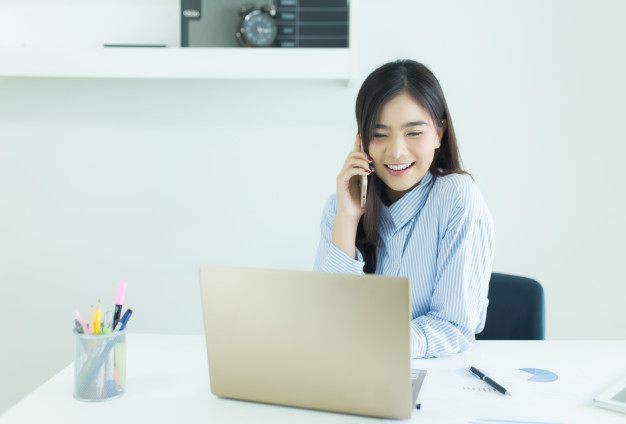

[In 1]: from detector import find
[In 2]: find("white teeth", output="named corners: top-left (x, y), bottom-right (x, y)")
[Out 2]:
top-left (386, 163), bottom-right (412, 171)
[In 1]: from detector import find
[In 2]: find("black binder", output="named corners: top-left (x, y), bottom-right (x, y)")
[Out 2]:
top-left (181, 0), bottom-right (202, 47)
top-left (275, 0), bottom-right (349, 48)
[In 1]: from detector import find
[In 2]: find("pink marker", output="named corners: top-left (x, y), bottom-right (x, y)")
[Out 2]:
top-left (113, 281), bottom-right (127, 329)
top-left (74, 309), bottom-right (89, 334)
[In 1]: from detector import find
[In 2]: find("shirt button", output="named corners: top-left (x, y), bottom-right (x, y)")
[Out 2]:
top-left (394, 259), bottom-right (400, 267)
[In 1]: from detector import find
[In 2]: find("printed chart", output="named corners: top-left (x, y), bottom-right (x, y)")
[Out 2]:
top-left (457, 367), bottom-right (560, 397)
top-left (519, 368), bottom-right (559, 383)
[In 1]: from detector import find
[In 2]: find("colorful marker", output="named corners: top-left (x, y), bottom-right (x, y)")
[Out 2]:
top-left (102, 311), bottom-right (114, 334)
top-left (74, 309), bottom-right (89, 334)
top-left (116, 309), bottom-right (133, 331)
top-left (113, 281), bottom-right (127, 329)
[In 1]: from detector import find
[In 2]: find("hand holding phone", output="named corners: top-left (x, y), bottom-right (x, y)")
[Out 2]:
top-left (335, 135), bottom-right (372, 221)
top-left (332, 135), bottom-right (373, 259)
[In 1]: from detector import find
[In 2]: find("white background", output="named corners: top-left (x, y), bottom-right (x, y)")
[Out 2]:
top-left (1, 0), bottom-right (625, 415)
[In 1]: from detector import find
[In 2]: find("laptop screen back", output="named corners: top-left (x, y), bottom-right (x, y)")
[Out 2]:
top-left (199, 265), bottom-right (413, 419)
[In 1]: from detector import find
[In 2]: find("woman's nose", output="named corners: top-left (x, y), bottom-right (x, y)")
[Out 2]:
top-left (386, 135), bottom-right (409, 159)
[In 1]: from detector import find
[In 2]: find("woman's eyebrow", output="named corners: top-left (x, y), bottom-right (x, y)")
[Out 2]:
top-left (402, 121), bottom-right (428, 128)
top-left (375, 121), bottom-right (428, 129)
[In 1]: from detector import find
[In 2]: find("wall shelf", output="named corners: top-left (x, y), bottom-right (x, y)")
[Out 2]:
top-left (0, 47), bottom-right (353, 81)
top-left (0, 0), bottom-right (358, 82)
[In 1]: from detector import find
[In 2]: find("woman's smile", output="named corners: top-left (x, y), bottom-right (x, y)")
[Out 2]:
top-left (384, 162), bottom-right (415, 176)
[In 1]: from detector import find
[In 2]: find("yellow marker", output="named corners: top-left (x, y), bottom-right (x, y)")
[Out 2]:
top-left (88, 305), bottom-right (95, 334)
top-left (94, 300), bottom-right (102, 335)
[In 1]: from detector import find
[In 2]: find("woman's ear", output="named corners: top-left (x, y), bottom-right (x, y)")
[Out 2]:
top-left (436, 119), bottom-right (447, 148)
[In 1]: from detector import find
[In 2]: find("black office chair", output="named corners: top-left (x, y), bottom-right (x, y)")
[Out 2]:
top-left (476, 273), bottom-right (545, 340)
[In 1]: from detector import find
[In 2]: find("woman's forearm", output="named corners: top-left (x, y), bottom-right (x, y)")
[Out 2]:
top-left (331, 214), bottom-right (360, 260)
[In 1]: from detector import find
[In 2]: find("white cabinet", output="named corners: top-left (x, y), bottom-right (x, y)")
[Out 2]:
top-left (0, 1), bottom-right (357, 81)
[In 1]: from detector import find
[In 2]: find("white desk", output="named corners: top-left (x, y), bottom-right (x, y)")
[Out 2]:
top-left (1, 334), bottom-right (625, 424)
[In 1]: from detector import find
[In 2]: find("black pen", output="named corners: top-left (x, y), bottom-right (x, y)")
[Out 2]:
top-left (469, 366), bottom-right (511, 396)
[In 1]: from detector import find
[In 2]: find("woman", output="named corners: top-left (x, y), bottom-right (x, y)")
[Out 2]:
top-left (314, 60), bottom-right (495, 358)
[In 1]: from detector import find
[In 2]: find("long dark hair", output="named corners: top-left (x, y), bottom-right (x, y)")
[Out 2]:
top-left (355, 59), bottom-right (468, 274)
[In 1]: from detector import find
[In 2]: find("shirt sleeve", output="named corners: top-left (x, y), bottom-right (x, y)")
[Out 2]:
top-left (313, 195), bottom-right (365, 274)
top-left (409, 180), bottom-right (495, 358)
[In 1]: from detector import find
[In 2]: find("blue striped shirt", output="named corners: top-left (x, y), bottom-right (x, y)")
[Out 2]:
top-left (313, 171), bottom-right (495, 358)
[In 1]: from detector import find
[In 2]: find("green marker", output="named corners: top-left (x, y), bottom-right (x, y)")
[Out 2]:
top-left (103, 311), bottom-right (113, 334)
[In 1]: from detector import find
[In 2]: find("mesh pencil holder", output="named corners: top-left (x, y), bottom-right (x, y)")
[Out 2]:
top-left (73, 330), bottom-right (126, 401)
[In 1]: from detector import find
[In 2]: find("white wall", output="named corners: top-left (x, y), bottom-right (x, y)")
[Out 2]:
top-left (1, 0), bottom-right (625, 415)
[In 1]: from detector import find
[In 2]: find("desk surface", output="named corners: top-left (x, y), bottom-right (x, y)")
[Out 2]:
top-left (1, 334), bottom-right (625, 424)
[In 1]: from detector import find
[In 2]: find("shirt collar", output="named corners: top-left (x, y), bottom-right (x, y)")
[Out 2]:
top-left (379, 170), bottom-right (435, 232)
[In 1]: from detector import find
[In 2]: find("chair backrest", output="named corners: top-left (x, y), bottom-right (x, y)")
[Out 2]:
top-left (476, 273), bottom-right (545, 340)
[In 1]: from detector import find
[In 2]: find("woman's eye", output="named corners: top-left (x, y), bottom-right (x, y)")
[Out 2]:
top-left (407, 132), bottom-right (422, 137)
top-left (373, 133), bottom-right (387, 138)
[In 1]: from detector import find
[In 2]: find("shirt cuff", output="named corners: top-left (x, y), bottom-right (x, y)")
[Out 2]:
top-left (410, 320), bottom-right (428, 358)
top-left (322, 243), bottom-right (365, 274)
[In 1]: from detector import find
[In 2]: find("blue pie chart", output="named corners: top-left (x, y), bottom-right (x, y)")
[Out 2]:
top-left (519, 368), bottom-right (558, 383)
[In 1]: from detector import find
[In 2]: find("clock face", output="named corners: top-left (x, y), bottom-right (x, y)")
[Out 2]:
top-left (243, 10), bottom-right (277, 47)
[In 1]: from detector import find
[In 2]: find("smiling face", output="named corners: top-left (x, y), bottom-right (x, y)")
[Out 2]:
top-left (367, 92), bottom-right (444, 205)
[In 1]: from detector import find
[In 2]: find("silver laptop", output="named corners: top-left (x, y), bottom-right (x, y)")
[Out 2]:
top-left (199, 265), bottom-right (426, 419)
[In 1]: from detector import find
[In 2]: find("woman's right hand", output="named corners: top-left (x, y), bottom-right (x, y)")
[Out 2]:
top-left (335, 134), bottom-right (374, 222)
